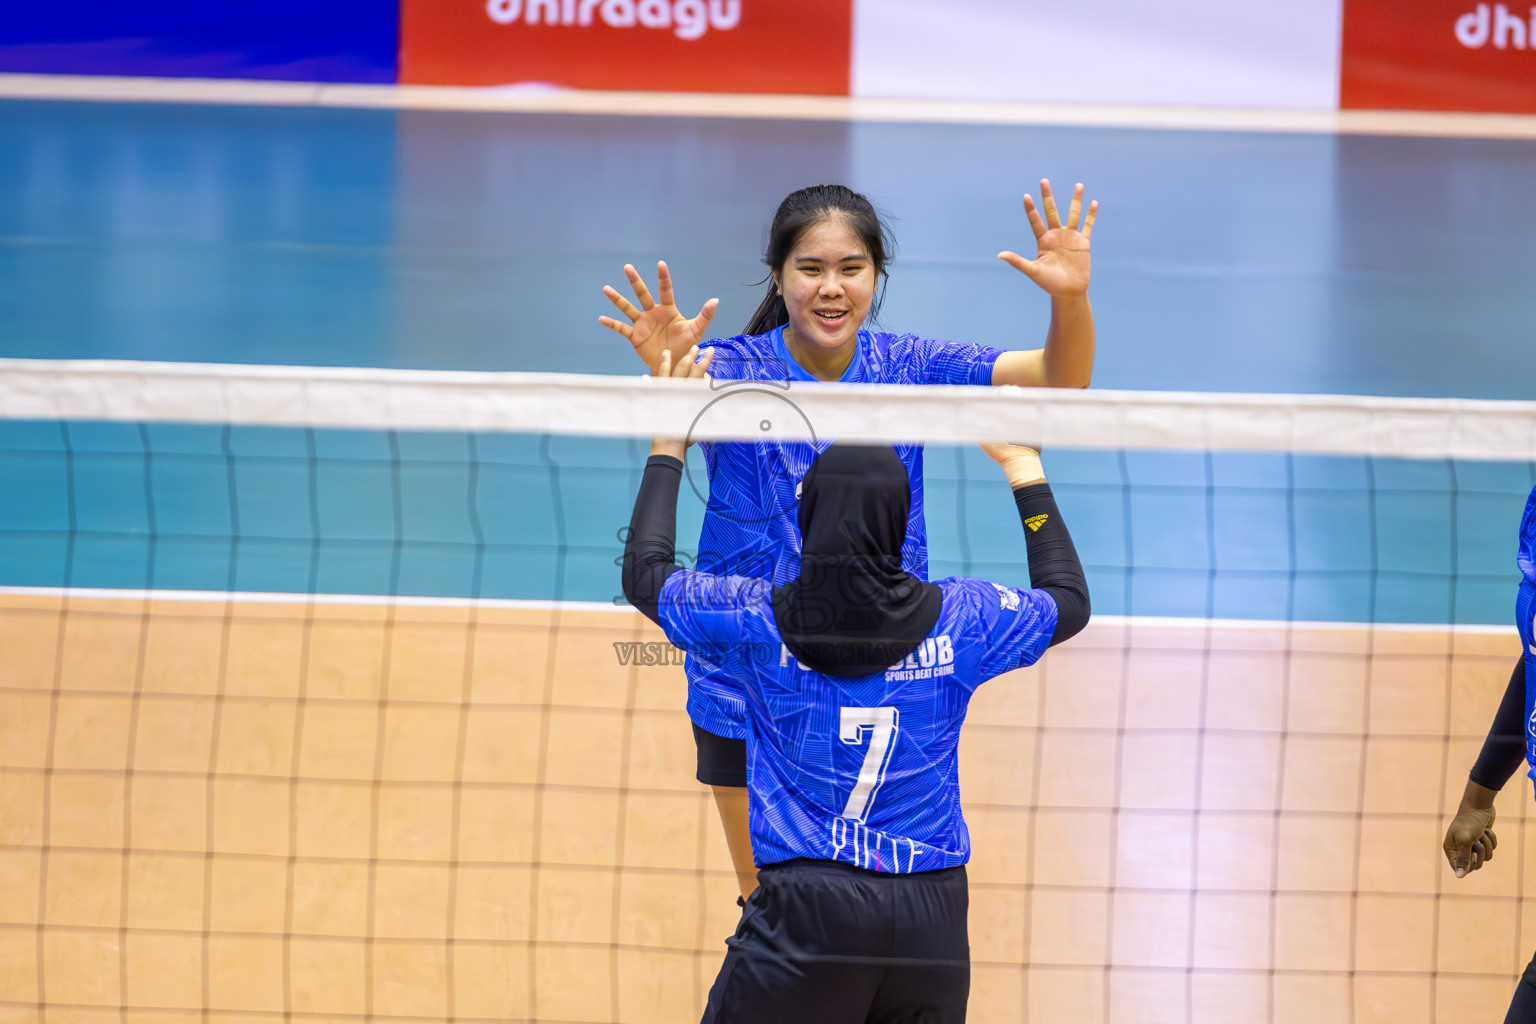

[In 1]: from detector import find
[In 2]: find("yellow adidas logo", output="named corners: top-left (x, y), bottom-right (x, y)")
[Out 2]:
top-left (1025, 514), bottom-right (1049, 533)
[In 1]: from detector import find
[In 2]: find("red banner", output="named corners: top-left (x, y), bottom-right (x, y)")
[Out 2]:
top-left (400, 0), bottom-right (851, 94)
top-left (1342, 0), bottom-right (1536, 112)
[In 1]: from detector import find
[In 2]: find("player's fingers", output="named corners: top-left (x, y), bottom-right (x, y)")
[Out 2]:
top-left (657, 260), bottom-right (676, 308)
top-left (1022, 195), bottom-right (1048, 240)
top-left (658, 349), bottom-right (672, 378)
top-left (695, 346), bottom-right (716, 378)
top-left (1485, 827), bottom-right (1498, 858)
top-left (598, 315), bottom-right (635, 341)
top-left (682, 345), bottom-right (702, 378)
top-left (1447, 831), bottom-right (1473, 876)
top-left (626, 264), bottom-right (656, 310)
top-left (1040, 178), bottom-right (1062, 229)
top-left (694, 297), bottom-right (718, 332)
top-left (604, 285), bottom-right (642, 322)
top-left (1066, 183), bottom-right (1084, 231)
top-left (1081, 200), bottom-right (1099, 240)
top-left (998, 251), bottom-right (1038, 279)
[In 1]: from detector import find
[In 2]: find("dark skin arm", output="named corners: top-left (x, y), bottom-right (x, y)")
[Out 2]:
top-left (1442, 655), bottom-right (1525, 877)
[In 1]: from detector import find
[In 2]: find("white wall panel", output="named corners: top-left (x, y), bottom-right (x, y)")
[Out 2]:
top-left (852, 0), bottom-right (1343, 109)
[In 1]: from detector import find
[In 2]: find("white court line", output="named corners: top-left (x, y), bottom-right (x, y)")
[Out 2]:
top-left (4, 72), bottom-right (1536, 141)
top-left (0, 584), bottom-right (631, 614)
top-left (0, 585), bottom-right (1516, 634)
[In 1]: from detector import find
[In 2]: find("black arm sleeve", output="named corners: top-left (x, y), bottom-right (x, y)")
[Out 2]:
top-left (1013, 481), bottom-right (1090, 646)
top-left (621, 454), bottom-right (685, 626)
top-left (1469, 655), bottom-right (1529, 791)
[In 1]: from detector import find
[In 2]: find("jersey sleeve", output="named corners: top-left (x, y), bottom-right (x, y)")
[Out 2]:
top-left (658, 569), bottom-right (776, 672)
top-left (956, 577), bottom-right (1060, 685)
top-left (1518, 485), bottom-right (1536, 585)
top-left (700, 333), bottom-right (789, 385)
top-left (901, 334), bottom-right (1003, 387)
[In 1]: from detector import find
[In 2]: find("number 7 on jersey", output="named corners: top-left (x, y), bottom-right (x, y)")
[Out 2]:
top-left (840, 707), bottom-right (899, 821)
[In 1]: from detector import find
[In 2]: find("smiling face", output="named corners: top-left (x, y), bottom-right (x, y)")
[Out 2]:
top-left (773, 216), bottom-right (879, 358)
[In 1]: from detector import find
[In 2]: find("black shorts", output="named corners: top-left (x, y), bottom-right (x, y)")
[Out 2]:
top-left (1507, 947), bottom-right (1536, 1023)
top-left (693, 722), bottom-right (747, 787)
top-left (701, 858), bottom-right (970, 1024)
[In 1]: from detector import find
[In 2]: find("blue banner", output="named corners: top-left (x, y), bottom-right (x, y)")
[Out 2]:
top-left (0, 0), bottom-right (398, 83)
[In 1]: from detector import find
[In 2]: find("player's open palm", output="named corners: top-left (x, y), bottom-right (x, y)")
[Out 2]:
top-left (998, 179), bottom-right (1097, 299)
top-left (601, 261), bottom-right (719, 374)
top-left (1443, 804), bottom-right (1497, 878)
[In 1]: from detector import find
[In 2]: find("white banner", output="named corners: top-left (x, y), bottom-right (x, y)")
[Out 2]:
top-left (852, 0), bottom-right (1344, 109)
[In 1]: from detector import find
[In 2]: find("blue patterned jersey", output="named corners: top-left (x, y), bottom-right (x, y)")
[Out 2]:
top-left (659, 568), bottom-right (1057, 871)
top-left (684, 325), bottom-right (1002, 738)
top-left (1519, 486), bottom-right (1536, 793)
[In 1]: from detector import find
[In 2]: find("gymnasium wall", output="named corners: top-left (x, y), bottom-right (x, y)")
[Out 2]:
top-left (3, 0), bottom-right (1536, 114)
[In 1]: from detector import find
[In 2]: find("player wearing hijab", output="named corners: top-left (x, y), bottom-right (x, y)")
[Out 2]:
top-left (1441, 483), bottom-right (1536, 1021)
top-left (620, 347), bottom-right (1090, 1023)
top-left (601, 180), bottom-right (1099, 898)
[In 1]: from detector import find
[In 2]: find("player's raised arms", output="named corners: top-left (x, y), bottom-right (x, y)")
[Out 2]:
top-left (604, 180), bottom-right (1100, 900)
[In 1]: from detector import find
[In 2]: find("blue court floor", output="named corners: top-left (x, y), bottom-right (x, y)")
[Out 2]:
top-left (1, 99), bottom-right (1533, 621)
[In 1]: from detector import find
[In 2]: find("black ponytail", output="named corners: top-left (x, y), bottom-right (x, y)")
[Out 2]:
top-left (742, 184), bottom-right (895, 337)
top-left (743, 288), bottom-right (789, 338)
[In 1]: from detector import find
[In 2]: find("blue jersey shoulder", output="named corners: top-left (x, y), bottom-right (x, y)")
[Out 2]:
top-left (1519, 485), bottom-right (1536, 586)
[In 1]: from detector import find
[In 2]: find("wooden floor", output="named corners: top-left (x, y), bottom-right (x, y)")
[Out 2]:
top-left (0, 589), bottom-right (1529, 1023)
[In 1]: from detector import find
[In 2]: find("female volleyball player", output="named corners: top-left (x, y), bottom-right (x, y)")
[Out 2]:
top-left (622, 346), bottom-right (1089, 1022)
top-left (601, 181), bottom-right (1098, 898)
top-left (1442, 483), bottom-right (1536, 1021)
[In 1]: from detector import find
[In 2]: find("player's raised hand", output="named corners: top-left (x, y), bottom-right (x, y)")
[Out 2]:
top-left (602, 261), bottom-right (719, 375)
top-left (998, 180), bottom-right (1096, 299)
top-left (1443, 803), bottom-right (1497, 878)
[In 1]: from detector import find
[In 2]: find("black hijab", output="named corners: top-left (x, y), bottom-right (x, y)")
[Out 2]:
top-left (771, 445), bottom-right (944, 676)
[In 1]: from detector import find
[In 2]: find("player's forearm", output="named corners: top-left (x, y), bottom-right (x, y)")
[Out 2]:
top-left (989, 295), bottom-right (1094, 388)
top-left (1457, 778), bottom-right (1499, 813)
top-left (621, 454), bottom-right (684, 624)
top-left (1040, 294), bottom-right (1094, 388)
top-left (1014, 482), bottom-right (1090, 644)
top-left (1467, 656), bottom-right (1528, 795)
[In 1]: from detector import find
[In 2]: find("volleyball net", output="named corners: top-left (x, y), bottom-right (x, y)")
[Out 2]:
top-left (2, 357), bottom-right (1535, 1024)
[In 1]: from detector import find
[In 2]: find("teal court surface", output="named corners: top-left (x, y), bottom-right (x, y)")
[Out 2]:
top-left (1, 98), bottom-right (1534, 622)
